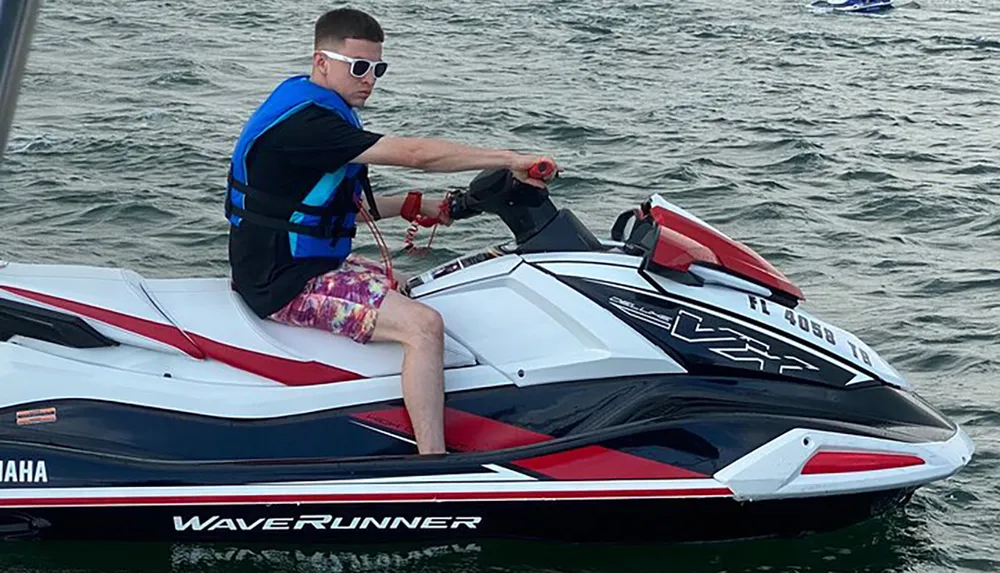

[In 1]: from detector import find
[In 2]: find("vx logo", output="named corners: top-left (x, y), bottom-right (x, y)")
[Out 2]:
top-left (670, 310), bottom-right (819, 375)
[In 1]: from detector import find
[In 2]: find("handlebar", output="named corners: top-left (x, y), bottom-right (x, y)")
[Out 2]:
top-left (527, 159), bottom-right (557, 181)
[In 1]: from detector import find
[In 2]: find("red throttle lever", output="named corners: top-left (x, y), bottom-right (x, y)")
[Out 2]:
top-left (527, 159), bottom-right (557, 181)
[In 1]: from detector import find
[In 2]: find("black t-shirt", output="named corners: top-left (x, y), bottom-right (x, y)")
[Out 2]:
top-left (228, 104), bottom-right (383, 318)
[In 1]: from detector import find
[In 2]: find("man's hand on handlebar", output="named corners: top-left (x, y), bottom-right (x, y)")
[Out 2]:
top-left (510, 155), bottom-right (560, 188)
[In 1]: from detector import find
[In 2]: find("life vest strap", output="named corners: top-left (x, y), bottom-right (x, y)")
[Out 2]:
top-left (228, 169), bottom-right (357, 218)
top-left (359, 166), bottom-right (381, 221)
top-left (226, 202), bottom-right (357, 239)
top-left (226, 166), bottom-right (362, 239)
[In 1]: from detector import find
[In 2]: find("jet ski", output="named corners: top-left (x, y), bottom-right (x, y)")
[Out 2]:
top-left (0, 167), bottom-right (975, 543)
top-left (0, 0), bottom-right (974, 545)
top-left (811, 0), bottom-right (895, 14)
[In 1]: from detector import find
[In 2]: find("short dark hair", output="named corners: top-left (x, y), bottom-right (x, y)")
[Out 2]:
top-left (314, 8), bottom-right (384, 48)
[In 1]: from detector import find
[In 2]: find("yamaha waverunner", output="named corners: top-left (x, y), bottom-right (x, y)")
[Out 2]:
top-left (0, 0), bottom-right (973, 546)
top-left (811, 0), bottom-right (895, 14)
top-left (0, 166), bottom-right (975, 543)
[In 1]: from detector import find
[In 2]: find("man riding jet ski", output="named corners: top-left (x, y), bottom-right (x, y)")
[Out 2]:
top-left (0, 0), bottom-right (973, 545)
top-left (224, 7), bottom-right (559, 456)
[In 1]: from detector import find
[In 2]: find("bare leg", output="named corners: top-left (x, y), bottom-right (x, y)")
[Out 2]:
top-left (371, 290), bottom-right (446, 454)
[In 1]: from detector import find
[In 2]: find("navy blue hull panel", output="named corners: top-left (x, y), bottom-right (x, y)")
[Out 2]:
top-left (0, 376), bottom-right (954, 489)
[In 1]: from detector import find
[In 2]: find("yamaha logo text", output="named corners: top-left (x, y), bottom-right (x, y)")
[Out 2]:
top-left (0, 460), bottom-right (48, 483)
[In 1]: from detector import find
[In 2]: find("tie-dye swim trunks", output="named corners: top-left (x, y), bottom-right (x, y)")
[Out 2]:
top-left (269, 255), bottom-right (392, 344)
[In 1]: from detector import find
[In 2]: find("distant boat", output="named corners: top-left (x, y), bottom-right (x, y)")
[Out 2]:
top-left (812, 0), bottom-right (894, 14)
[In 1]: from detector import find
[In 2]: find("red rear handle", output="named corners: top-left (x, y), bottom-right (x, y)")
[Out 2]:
top-left (527, 160), bottom-right (556, 181)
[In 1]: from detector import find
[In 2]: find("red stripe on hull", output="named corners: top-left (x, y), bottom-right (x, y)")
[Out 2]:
top-left (514, 445), bottom-right (706, 480)
top-left (0, 285), bottom-right (362, 385)
top-left (188, 333), bottom-right (360, 386)
top-left (353, 407), bottom-right (708, 480)
top-left (1, 285), bottom-right (206, 358)
top-left (354, 407), bottom-right (551, 452)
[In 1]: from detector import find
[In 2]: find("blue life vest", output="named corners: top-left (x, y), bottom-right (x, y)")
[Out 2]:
top-left (225, 75), bottom-right (379, 260)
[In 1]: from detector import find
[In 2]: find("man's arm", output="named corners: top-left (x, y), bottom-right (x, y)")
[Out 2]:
top-left (356, 136), bottom-right (556, 223)
top-left (368, 194), bottom-right (407, 219)
top-left (365, 192), bottom-right (450, 224)
top-left (353, 135), bottom-right (546, 174)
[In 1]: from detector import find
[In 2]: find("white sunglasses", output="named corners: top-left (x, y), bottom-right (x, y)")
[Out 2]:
top-left (319, 50), bottom-right (388, 79)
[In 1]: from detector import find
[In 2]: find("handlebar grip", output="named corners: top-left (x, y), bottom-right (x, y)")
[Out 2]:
top-left (527, 160), bottom-right (556, 181)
